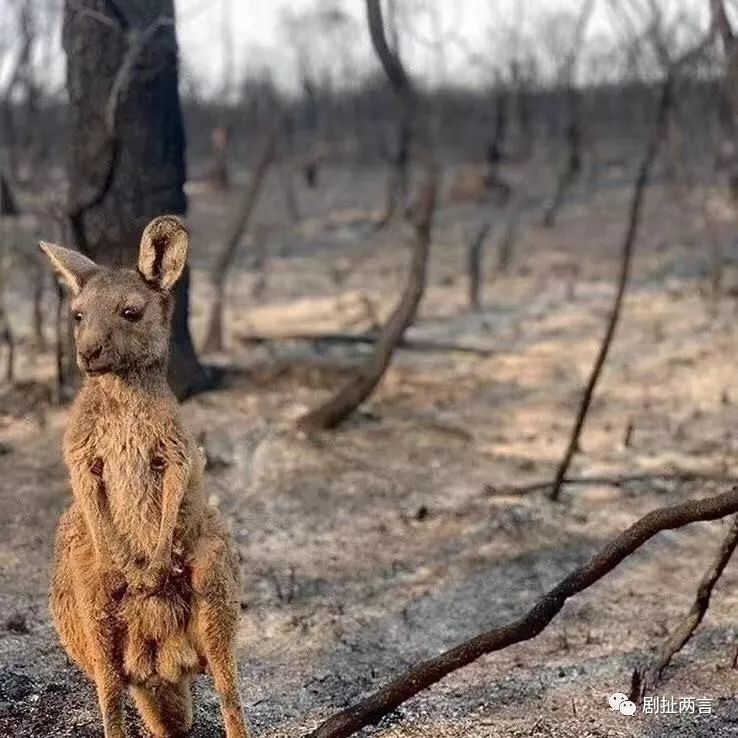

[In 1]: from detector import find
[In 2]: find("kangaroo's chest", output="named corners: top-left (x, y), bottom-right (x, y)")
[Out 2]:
top-left (90, 413), bottom-right (168, 537)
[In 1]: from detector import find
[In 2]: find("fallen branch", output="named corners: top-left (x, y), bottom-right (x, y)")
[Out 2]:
top-left (631, 514), bottom-right (738, 701)
top-left (238, 331), bottom-right (493, 357)
top-left (304, 485), bottom-right (738, 738)
top-left (547, 71), bottom-right (674, 501)
top-left (489, 471), bottom-right (738, 496)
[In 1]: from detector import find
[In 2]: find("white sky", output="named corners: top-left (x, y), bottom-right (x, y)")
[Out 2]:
top-left (0, 0), bottom-right (712, 96)
top-left (174, 0), bottom-right (708, 94)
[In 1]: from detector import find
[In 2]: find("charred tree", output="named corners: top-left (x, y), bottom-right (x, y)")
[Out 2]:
top-left (62, 0), bottom-right (207, 399)
top-left (467, 222), bottom-right (491, 310)
top-left (296, 0), bottom-right (438, 431)
top-left (208, 124), bottom-right (231, 191)
top-left (541, 88), bottom-right (583, 227)
top-left (548, 73), bottom-right (674, 501)
top-left (368, 0), bottom-right (415, 230)
top-left (710, 0), bottom-right (738, 197)
top-left (541, 0), bottom-right (595, 227)
top-left (0, 174), bottom-right (18, 217)
top-left (486, 74), bottom-right (508, 167)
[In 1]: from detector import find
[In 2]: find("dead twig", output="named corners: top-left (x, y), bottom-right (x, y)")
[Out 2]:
top-left (304, 485), bottom-right (738, 738)
top-left (490, 471), bottom-right (738, 496)
top-left (631, 515), bottom-right (738, 700)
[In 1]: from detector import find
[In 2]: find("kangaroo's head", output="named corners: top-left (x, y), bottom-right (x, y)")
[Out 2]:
top-left (39, 216), bottom-right (188, 378)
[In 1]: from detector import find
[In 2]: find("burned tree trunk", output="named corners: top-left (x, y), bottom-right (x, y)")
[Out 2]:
top-left (486, 74), bottom-right (508, 167)
top-left (207, 124), bottom-right (231, 191)
top-left (368, 0), bottom-right (415, 230)
top-left (548, 74), bottom-right (674, 501)
top-left (711, 0), bottom-right (738, 198)
top-left (541, 88), bottom-right (582, 227)
top-left (467, 222), bottom-right (491, 310)
top-left (63, 0), bottom-right (207, 399)
top-left (0, 174), bottom-right (18, 217)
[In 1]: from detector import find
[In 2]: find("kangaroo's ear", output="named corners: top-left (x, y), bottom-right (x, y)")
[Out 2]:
top-left (137, 215), bottom-right (188, 290)
top-left (38, 241), bottom-right (100, 295)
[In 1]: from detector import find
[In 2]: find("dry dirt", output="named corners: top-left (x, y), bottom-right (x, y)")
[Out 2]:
top-left (3, 167), bottom-right (738, 737)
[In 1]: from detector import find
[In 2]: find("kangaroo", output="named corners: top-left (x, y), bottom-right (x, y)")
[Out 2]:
top-left (42, 216), bottom-right (250, 738)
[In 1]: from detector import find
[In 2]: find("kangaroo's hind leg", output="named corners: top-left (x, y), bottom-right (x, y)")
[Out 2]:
top-left (55, 507), bottom-right (128, 738)
top-left (50, 508), bottom-right (95, 680)
top-left (51, 506), bottom-right (127, 738)
top-left (190, 534), bottom-right (250, 738)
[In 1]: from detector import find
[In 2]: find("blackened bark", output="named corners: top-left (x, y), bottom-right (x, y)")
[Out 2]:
top-left (63, 0), bottom-right (207, 399)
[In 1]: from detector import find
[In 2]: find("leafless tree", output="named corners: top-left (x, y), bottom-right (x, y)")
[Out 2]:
top-left (203, 127), bottom-right (277, 354)
top-left (296, 0), bottom-right (438, 432)
top-left (62, 0), bottom-right (207, 399)
top-left (546, 24), bottom-right (713, 502)
top-left (467, 222), bottom-right (491, 310)
top-left (541, 0), bottom-right (597, 227)
top-left (368, 0), bottom-right (416, 230)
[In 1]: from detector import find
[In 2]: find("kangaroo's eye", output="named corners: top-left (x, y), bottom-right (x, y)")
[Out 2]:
top-left (121, 307), bottom-right (142, 322)
top-left (73, 311), bottom-right (83, 323)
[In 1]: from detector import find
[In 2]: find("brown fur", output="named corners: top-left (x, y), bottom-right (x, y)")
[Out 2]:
top-left (42, 217), bottom-right (250, 738)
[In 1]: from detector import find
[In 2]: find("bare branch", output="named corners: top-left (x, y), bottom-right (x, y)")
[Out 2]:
top-left (631, 515), bottom-right (738, 699)
top-left (295, 0), bottom-right (438, 431)
top-left (548, 70), bottom-right (674, 501)
top-left (489, 471), bottom-right (738, 496)
top-left (304, 486), bottom-right (738, 738)
top-left (238, 331), bottom-right (494, 357)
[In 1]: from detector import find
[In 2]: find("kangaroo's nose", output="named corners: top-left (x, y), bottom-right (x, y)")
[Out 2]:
top-left (82, 346), bottom-right (102, 363)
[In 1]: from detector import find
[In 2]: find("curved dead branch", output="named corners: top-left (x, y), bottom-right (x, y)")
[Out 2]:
top-left (631, 514), bottom-right (738, 700)
top-left (304, 485), bottom-right (738, 738)
top-left (367, 0), bottom-right (416, 229)
top-left (296, 160), bottom-right (438, 431)
top-left (296, 0), bottom-right (437, 431)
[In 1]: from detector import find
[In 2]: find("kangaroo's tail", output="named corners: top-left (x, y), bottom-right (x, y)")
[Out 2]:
top-left (130, 676), bottom-right (193, 736)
